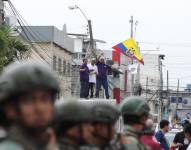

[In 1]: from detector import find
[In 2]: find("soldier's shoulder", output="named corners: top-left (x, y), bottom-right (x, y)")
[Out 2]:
top-left (125, 136), bottom-right (139, 144)
top-left (0, 140), bottom-right (24, 150)
top-left (121, 136), bottom-right (148, 150)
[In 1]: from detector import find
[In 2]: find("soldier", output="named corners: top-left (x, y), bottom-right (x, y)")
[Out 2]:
top-left (54, 101), bottom-right (95, 150)
top-left (119, 96), bottom-right (150, 150)
top-left (0, 61), bottom-right (60, 150)
top-left (90, 103), bottom-right (122, 150)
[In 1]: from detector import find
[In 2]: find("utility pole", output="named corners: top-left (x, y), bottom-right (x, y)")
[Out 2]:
top-left (175, 79), bottom-right (180, 121)
top-left (167, 71), bottom-right (169, 94)
top-left (130, 16), bottom-right (134, 38)
top-left (68, 5), bottom-right (95, 58)
top-left (146, 76), bottom-right (148, 100)
top-left (130, 16), bottom-right (134, 96)
top-left (87, 20), bottom-right (95, 58)
top-left (166, 70), bottom-right (169, 119)
top-left (159, 55), bottom-right (165, 120)
top-left (0, 0), bottom-right (6, 25)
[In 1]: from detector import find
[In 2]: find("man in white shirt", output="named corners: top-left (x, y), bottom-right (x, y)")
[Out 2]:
top-left (87, 59), bottom-right (98, 98)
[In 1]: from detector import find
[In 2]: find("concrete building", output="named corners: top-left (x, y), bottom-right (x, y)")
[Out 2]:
top-left (139, 53), bottom-right (165, 121)
top-left (20, 25), bottom-right (74, 99)
top-left (185, 84), bottom-right (191, 92)
top-left (160, 91), bottom-right (191, 123)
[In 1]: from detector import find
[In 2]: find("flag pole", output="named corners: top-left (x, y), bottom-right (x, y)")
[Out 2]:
top-left (130, 16), bottom-right (134, 96)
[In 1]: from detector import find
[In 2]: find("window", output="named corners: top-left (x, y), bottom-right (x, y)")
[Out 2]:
top-left (53, 56), bottom-right (57, 71)
top-left (58, 58), bottom-right (62, 74)
top-left (170, 96), bottom-right (182, 103)
top-left (63, 60), bottom-right (66, 74)
top-left (68, 62), bottom-right (71, 75)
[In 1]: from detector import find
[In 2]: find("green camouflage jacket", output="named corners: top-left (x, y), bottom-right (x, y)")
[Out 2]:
top-left (122, 125), bottom-right (149, 150)
top-left (0, 125), bottom-right (51, 150)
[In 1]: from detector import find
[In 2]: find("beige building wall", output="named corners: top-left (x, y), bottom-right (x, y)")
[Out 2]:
top-left (29, 42), bottom-right (73, 99)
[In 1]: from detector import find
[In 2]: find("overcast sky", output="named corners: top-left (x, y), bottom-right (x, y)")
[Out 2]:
top-left (10, 0), bottom-right (191, 89)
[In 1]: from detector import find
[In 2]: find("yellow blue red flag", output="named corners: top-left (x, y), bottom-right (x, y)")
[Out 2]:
top-left (112, 38), bottom-right (144, 65)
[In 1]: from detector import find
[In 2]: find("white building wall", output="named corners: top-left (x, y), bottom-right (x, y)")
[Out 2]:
top-left (139, 54), bottom-right (161, 118)
top-left (140, 54), bottom-right (160, 91)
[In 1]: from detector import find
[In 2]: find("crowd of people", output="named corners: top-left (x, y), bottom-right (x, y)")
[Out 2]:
top-left (1, 60), bottom-right (191, 150)
top-left (154, 119), bottom-right (191, 150)
top-left (80, 56), bottom-right (110, 99)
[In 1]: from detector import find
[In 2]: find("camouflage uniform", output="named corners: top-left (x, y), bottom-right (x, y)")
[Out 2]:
top-left (0, 125), bottom-right (49, 150)
top-left (122, 125), bottom-right (148, 150)
top-left (119, 96), bottom-right (150, 150)
top-left (0, 61), bottom-right (60, 150)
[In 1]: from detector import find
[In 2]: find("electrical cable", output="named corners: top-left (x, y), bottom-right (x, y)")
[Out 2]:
top-left (8, 1), bottom-right (53, 62)
top-left (8, 0), bottom-right (74, 87)
top-left (139, 41), bottom-right (191, 47)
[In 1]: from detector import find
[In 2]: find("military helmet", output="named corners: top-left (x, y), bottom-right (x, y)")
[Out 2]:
top-left (54, 101), bottom-right (93, 123)
top-left (0, 61), bottom-right (60, 103)
top-left (119, 96), bottom-right (150, 117)
top-left (91, 103), bottom-right (120, 123)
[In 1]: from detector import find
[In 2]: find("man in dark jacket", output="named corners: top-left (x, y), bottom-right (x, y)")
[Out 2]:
top-left (95, 56), bottom-right (110, 99)
top-left (80, 58), bottom-right (89, 99)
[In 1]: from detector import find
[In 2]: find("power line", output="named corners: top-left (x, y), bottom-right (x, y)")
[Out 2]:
top-left (7, 0), bottom-right (53, 65)
top-left (140, 84), bottom-right (187, 89)
top-left (166, 56), bottom-right (191, 58)
top-left (8, 0), bottom-right (77, 89)
top-left (139, 41), bottom-right (191, 47)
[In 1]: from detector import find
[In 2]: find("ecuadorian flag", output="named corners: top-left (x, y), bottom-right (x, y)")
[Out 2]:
top-left (112, 38), bottom-right (144, 65)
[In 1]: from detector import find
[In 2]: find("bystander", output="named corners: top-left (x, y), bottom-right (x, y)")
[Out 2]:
top-left (155, 120), bottom-right (170, 150)
top-left (141, 118), bottom-right (163, 150)
top-left (172, 120), bottom-right (189, 150)
top-left (184, 123), bottom-right (191, 150)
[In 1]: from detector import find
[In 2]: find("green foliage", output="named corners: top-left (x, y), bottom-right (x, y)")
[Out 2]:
top-left (0, 25), bottom-right (30, 71)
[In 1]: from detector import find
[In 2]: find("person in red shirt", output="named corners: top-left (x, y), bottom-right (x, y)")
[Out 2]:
top-left (141, 118), bottom-right (163, 150)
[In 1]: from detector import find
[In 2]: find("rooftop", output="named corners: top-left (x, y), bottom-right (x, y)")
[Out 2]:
top-left (20, 25), bottom-right (74, 52)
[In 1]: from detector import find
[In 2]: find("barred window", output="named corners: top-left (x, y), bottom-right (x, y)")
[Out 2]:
top-left (63, 60), bottom-right (66, 74)
top-left (53, 56), bottom-right (57, 71)
top-left (68, 62), bottom-right (71, 74)
top-left (58, 58), bottom-right (62, 74)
